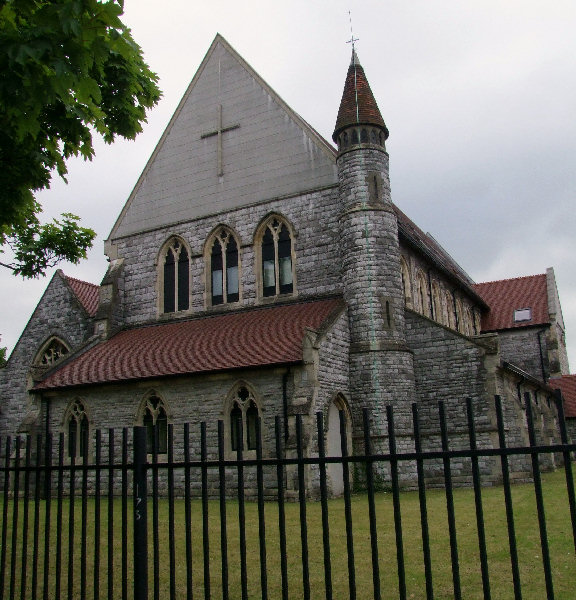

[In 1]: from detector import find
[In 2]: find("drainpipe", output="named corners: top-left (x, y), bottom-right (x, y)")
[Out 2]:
top-left (537, 329), bottom-right (547, 383)
top-left (282, 368), bottom-right (290, 442)
top-left (43, 394), bottom-right (50, 499)
top-left (44, 394), bottom-right (50, 441)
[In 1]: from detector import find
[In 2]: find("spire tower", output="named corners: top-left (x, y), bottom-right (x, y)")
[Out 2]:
top-left (334, 49), bottom-right (416, 466)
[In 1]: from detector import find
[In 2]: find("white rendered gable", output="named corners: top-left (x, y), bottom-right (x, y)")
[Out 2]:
top-left (107, 34), bottom-right (337, 245)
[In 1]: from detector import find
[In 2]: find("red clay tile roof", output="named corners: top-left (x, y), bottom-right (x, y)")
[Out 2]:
top-left (550, 375), bottom-right (576, 418)
top-left (64, 275), bottom-right (100, 317)
top-left (473, 274), bottom-right (549, 332)
top-left (35, 298), bottom-right (344, 390)
top-left (333, 51), bottom-right (388, 142)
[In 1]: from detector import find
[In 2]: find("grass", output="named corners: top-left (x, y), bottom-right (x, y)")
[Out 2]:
top-left (1, 469), bottom-right (575, 599)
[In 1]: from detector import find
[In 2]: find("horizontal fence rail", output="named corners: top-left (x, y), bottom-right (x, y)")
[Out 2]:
top-left (0, 395), bottom-right (575, 599)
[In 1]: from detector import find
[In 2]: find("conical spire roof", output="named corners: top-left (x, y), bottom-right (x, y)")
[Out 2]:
top-left (332, 50), bottom-right (388, 143)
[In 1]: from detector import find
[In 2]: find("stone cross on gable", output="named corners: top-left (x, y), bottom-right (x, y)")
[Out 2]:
top-left (200, 104), bottom-right (240, 177)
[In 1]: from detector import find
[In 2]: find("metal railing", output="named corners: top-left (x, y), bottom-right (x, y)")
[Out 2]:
top-left (1, 394), bottom-right (575, 599)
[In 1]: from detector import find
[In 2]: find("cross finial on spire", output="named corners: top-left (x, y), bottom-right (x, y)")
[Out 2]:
top-left (347, 10), bottom-right (359, 53)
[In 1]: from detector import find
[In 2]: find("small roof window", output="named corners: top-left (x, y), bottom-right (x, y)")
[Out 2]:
top-left (514, 308), bottom-right (532, 323)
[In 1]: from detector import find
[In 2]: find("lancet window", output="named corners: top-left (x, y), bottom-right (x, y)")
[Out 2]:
top-left (208, 228), bottom-right (240, 306)
top-left (229, 386), bottom-right (260, 452)
top-left (66, 399), bottom-right (89, 458)
top-left (141, 394), bottom-right (168, 455)
top-left (258, 216), bottom-right (295, 298)
top-left (161, 238), bottom-right (190, 314)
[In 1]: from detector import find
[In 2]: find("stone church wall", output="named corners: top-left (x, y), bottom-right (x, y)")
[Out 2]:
top-left (112, 186), bottom-right (341, 328)
top-left (314, 310), bottom-right (351, 417)
top-left (405, 309), bottom-right (497, 484)
top-left (497, 327), bottom-right (549, 381)
top-left (0, 274), bottom-right (94, 441)
top-left (566, 419), bottom-right (576, 444)
top-left (43, 366), bottom-right (293, 497)
top-left (406, 309), bottom-right (489, 434)
top-left (493, 368), bottom-right (561, 476)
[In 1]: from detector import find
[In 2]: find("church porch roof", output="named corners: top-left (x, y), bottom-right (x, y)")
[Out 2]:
top-left (34, 297), bottom-right (344, 391)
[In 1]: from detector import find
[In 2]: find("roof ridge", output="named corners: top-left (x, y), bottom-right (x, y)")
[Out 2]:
top-left (475, 273), bottom-right (546, 287)
top-left (63, 274), bottom-right (99, 288)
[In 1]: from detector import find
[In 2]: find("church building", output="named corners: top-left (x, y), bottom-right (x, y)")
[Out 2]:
top-left (1, 35), bottom-right (573, 493)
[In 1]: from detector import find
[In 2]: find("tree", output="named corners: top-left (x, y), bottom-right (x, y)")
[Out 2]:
top-left (0, 0), bottom-right (161, 277)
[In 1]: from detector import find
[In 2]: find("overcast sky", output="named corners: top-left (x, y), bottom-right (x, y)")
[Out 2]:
top-left (2, 0), bottom-right (575, 370)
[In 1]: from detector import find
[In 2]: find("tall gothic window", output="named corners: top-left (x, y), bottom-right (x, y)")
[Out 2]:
top-left (209, 228), bottom-right (240, 306)
top-left (229, 386), bottom-right (260, 452)
top-left (416, 271), bottom-right (429, 317)
top-left (400, 257), bottom-right (412, 307)
top-left (37, 338), bottom-right (69, 366)
top-left (142, 394), bottom-right (168, 454)
top-left (67, 399), bottom-right (89, 458)
top-left (259, 217), bottom-right (294, 298)
top-left (162, 238), bottom-right (189, 313)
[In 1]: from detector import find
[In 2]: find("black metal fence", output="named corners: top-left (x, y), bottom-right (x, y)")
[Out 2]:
top-left (1, 394), bottom-right (575, 600)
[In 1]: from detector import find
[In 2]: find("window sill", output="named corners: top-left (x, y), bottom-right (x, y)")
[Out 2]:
top-left (258, 291), bottom-right (297, 305)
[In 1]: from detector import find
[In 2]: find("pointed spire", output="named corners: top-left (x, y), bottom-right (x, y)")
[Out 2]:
top-left (351, 48), bottom-right (359, 67)
top-left (332, 50), bottom-right (389, 144)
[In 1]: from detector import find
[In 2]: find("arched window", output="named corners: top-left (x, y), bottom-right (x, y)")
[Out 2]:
top-left (208, 228), bottom-right (240, 306)
top-left (455, 297), bottom-right (465, 333)
top-left (161, 238), bottom-right (190, 314)
top-left (229, 385), bottom-right (261, 452)
top-left (445, 290), bottom-right (457, 329)
top-left (66, 399), bottom-right (89, 458)
top-left (416, 271), bottom-right (429, 317)
top-left (141, 394), bottom-right (168, 454)
top-left (400, 257), bottom-right (412, 308)
top-left (258, 216), bottom-right (295, 298)
top-left (36, 337), bottom-right (69, 366)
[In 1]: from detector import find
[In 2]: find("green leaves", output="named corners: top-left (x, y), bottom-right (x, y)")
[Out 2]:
top-left (0, 0), bottom-right (161, 277)
top-left (0, 207), bottom-right (96, 278)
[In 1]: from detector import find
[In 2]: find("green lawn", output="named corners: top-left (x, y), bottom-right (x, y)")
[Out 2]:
top-left (1, 469), bottom-right (575, 599)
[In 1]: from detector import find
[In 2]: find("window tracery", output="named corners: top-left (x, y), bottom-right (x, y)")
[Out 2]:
top-left (142, 394), bottom-right (168, 455)
top-left (37, 338), bottom-right (69, 366)
top-left (66, 399), bottom-right (89, 458)
top-left (229, 385), bottom-right (260, 452)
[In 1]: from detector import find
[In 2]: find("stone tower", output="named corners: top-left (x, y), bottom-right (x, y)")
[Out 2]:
top-left (334, 50), bottom-right (417, 455)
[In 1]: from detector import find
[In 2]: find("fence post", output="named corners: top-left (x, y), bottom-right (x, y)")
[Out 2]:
top-left (133, 427), bottom-right (148, 600)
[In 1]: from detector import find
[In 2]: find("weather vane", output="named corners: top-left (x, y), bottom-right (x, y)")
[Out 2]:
top-left (347, 10), bottom-right (359, 50)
